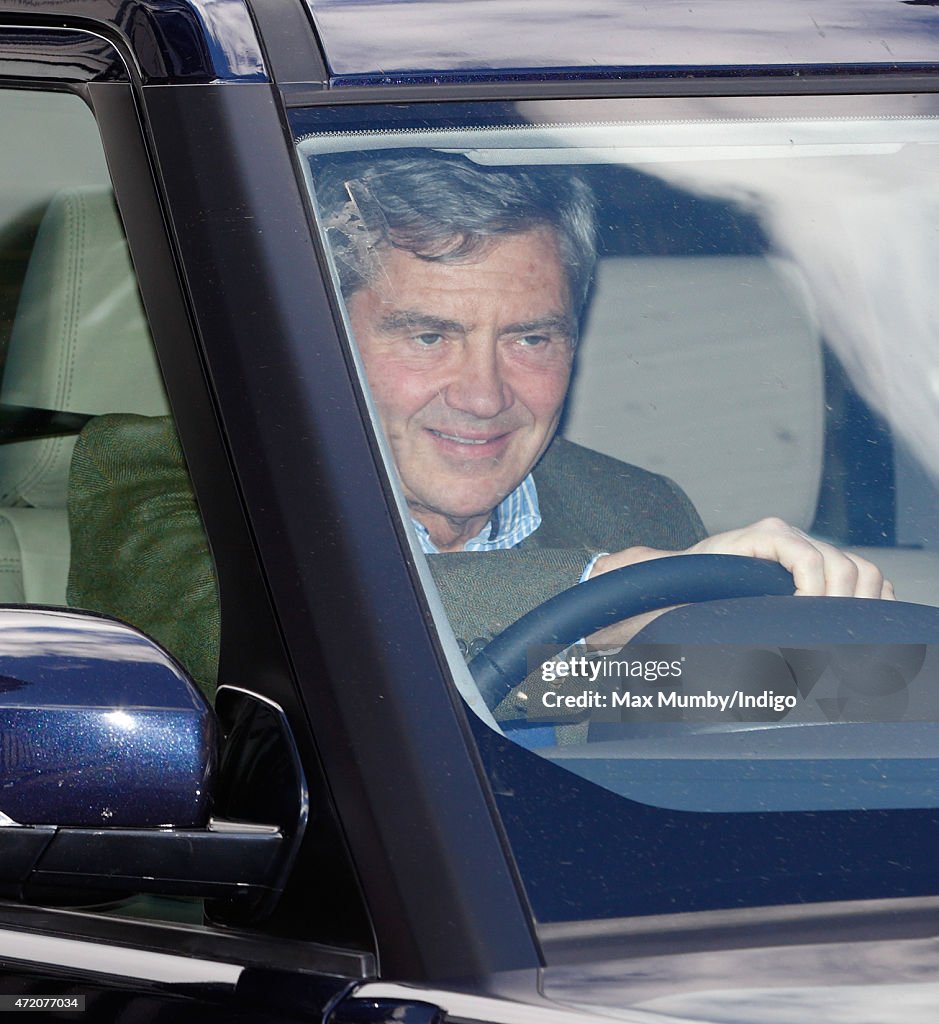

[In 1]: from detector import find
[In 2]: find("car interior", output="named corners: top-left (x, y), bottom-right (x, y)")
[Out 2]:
top-left (566, 161), bottom-right (939, 608)
top-left (0, 185), bottom-right (170, 607)
top-left (2, 98), bottom-right (939, 716)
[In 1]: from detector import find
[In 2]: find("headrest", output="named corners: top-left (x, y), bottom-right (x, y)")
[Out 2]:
top-left (564, 255), bottom-right (824, 534)
top-left (0, 187), bottom-right (169, 508)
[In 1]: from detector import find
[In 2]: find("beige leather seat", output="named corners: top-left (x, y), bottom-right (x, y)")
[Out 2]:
top-left (565, 254), bottom-right (825, 535)
top-left (564, 254), bottom-right (939, 606)
top-left (0, 187), bottom-right (169, 604)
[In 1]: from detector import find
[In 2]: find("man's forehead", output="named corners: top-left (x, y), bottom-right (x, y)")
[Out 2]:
top-left (358, 226), bottom-right (574, 308)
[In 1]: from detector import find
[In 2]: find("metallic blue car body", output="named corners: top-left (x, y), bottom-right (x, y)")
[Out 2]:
top-left (0, 1), bottom-right (937, 1022)
top-left (305, 0), bottom-right (939, 83)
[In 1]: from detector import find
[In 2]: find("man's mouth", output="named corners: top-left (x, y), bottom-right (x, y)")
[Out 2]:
top-left (428, 429), bottom-right (506, 446)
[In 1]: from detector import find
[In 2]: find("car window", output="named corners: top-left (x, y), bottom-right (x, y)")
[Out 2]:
top-left (0, 88), bottom-right (217, 691)
top-left (0, 87), bottom-right (218, 922)
top-left (293, 95), bottom-right (939, 929)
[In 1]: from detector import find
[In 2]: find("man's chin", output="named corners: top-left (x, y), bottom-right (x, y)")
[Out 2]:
top-left (406, 491), bottom-right (507, 527)
top-left (423, 503), bottom-right (502, 526)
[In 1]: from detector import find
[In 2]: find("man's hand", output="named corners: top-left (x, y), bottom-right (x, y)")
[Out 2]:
top-left (589, 516), bottom-right (895, 599)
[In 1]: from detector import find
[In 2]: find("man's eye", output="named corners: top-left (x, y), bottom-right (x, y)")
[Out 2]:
top-left (413, 333), bottom-right (443, 347)
top-left (517, 334), bottom-right (549, 347)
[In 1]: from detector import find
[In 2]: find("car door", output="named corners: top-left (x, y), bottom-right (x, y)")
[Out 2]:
top-left (0, 12), bottom-right (548, 1017)
top-left (0, 23), bottom-right (380, 1020)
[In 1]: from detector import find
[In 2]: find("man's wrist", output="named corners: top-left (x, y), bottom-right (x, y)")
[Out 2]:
top-left (588, 545), bottom-right (673, 579)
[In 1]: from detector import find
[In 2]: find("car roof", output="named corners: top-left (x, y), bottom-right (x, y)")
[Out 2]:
top-left (304, 0), bottom-right (939, 82)
top-left (2, 1), bottom-right (937, 87)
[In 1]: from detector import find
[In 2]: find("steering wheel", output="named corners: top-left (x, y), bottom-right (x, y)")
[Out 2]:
top-left (468, 554), bottom-right (794, 710)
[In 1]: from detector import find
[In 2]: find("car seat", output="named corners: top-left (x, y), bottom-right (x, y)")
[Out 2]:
top-left (0, 186), bottom-right (170, 604)
top-left (565, 254), bottom-right (825, 535)
top-left (564, 254), bottom-right (939, 605)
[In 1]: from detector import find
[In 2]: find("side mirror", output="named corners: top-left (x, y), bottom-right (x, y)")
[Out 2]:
top-left (0, 608), bottom-right (306, 918)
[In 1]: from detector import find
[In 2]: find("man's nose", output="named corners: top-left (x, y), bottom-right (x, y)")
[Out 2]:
top-left (444, 344), bottom-right (512, 418)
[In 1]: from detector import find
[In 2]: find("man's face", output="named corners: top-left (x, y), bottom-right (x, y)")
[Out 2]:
top-left (346, 227), bottom-right (575, 550)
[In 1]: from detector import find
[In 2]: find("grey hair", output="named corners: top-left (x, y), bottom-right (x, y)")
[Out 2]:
top-left (312, 151), bottom-right (597, 318)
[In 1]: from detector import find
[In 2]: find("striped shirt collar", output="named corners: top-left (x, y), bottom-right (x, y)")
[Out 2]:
top-left (413, 474), bottom-right (541, 554)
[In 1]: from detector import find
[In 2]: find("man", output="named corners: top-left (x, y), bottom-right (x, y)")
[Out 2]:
top-left (314, 153), bottom-right (893, 652)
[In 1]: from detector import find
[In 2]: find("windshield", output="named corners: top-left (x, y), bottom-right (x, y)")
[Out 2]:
top-left (292, 94), bottom-right (939, 929)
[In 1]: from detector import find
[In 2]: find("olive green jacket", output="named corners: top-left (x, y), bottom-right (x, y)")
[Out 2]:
top-left (427, 435), bottom-right (705, 649)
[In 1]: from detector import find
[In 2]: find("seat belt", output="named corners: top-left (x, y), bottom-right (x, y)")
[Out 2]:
top-left (0, 403), bottom-right (92, 443)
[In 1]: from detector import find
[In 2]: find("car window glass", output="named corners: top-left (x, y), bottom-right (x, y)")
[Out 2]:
top-left (0, 87), bottom-right (218, 923)
top-left (294, 95), bottom-right (939, 926)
